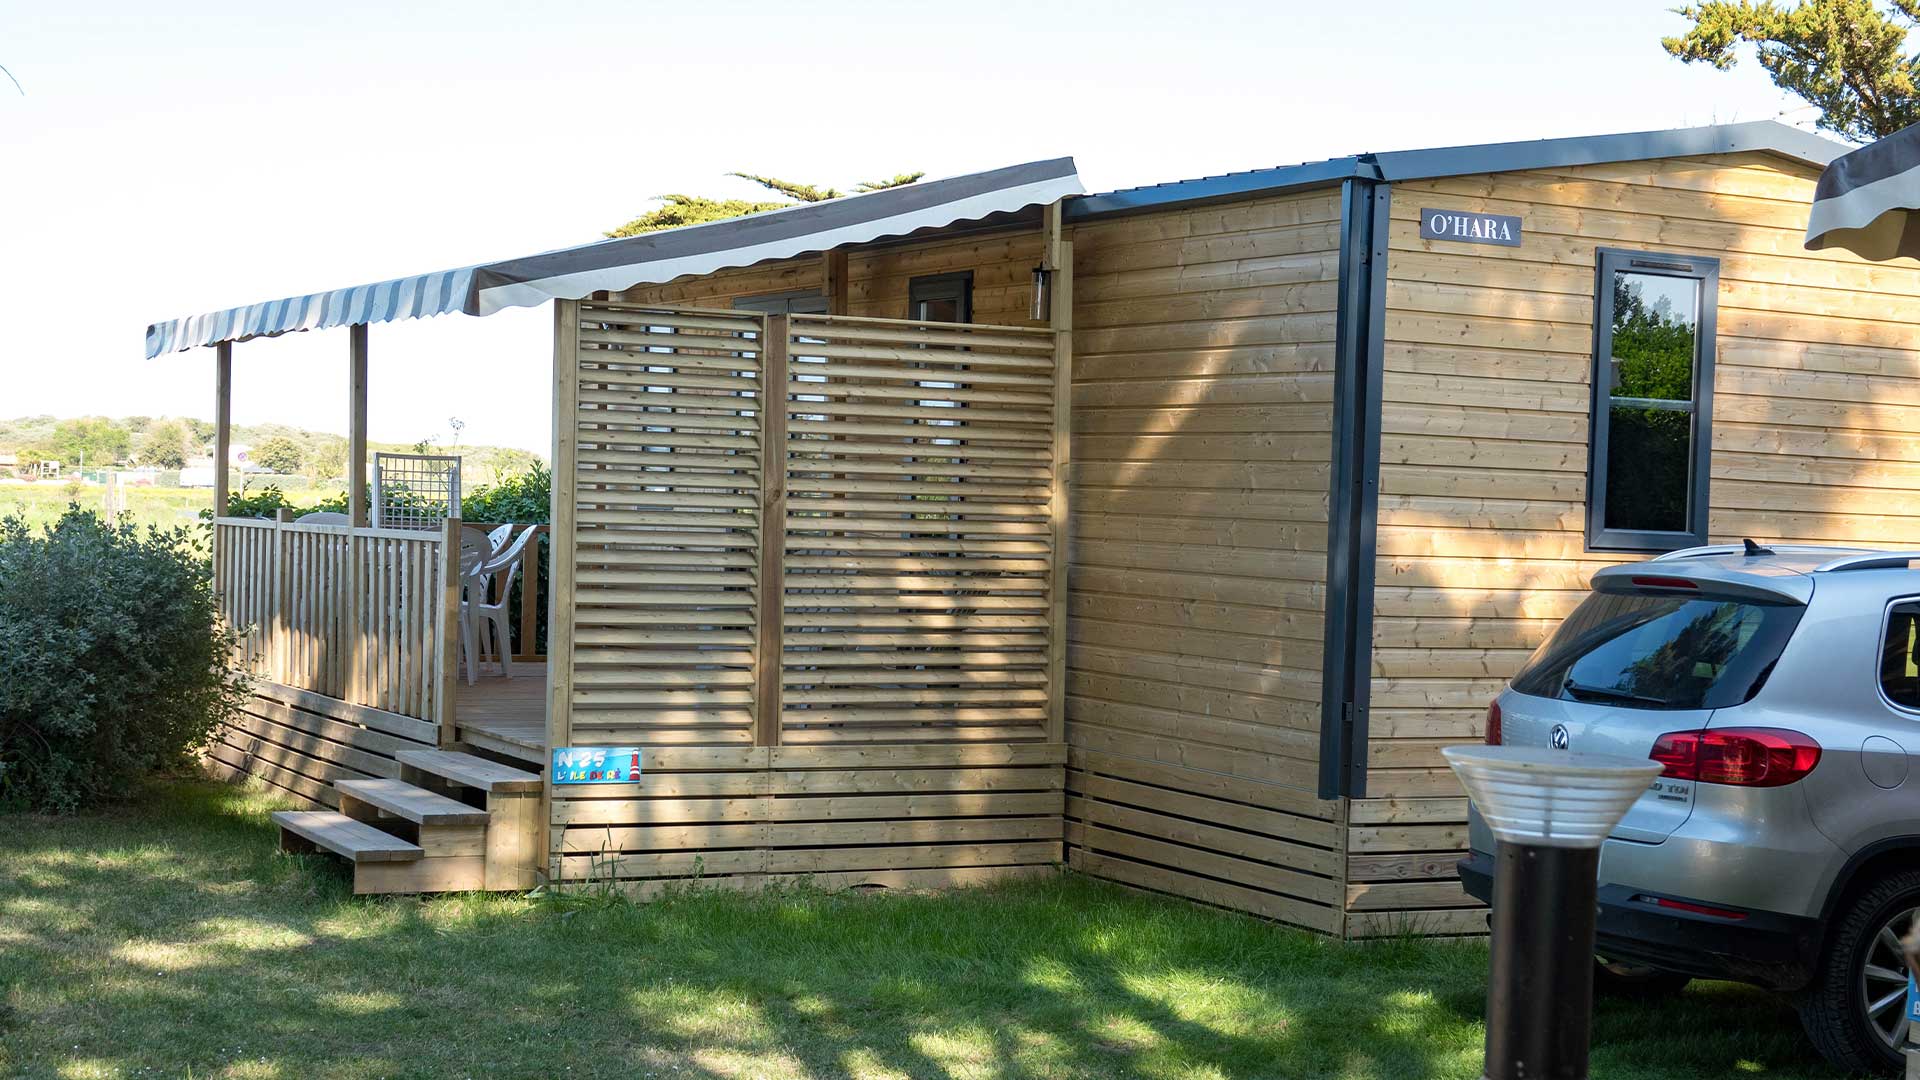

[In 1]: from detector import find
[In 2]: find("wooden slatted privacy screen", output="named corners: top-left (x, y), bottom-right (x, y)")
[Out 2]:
top-left (780, 315), bottom-right (1058, 744)
top-left (565, 306), bottom-right (768, 746)
top-left (550, 302), bottom-right (1068, 895)
top-left (558, 303), bottom-right (1062, 749)
top-left (212, 517), bottom-right (457, 725)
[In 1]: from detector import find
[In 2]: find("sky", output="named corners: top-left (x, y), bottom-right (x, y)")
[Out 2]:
top-left (0, 1), bottom-right (1820, 455)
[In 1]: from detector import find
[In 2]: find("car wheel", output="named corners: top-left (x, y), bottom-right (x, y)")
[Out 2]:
top-left (1797, 869), bottom-right (1920, 1075)
top-left (1593, 958), bottom-right (1691, 998)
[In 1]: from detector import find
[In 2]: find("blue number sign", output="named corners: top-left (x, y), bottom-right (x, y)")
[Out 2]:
top-left (551, 746), bottom-right (644, 784)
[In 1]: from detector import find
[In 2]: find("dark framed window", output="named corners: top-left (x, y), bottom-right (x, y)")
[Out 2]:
top-left (908, 271), bottom-right (972, 324)
top-left (1586, 248), bottom-right (1719, 552)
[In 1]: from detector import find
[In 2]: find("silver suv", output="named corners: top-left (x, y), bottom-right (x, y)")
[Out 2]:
top-left (1460, 543), bottom-right (1920, 1075)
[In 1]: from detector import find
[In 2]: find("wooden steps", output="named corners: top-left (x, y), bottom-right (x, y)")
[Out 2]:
top-left (396, 749), bottom-right (542, 794)
top-left (335, 779), bottom-right (491, 825)
top-left (273, 811), bottom-right (423, 863)
top-left (273, 755), bottom-right (543, 895)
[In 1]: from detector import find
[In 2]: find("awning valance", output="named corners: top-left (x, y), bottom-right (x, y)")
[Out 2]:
top-left (146, 157), bottom-right (1082, 358)
top-left (1806, 121), bottom-right (1920, 261)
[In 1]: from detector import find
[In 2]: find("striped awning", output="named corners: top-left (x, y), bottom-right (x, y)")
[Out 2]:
top-left (147, 157), bottom-right (1082, 358)
top-left (1806, 122), bottom-right (1920, 260)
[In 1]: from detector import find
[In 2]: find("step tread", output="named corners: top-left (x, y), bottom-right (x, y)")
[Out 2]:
top-left (396, 749), bottom-right (542, 794)
top-left (333, 779), bottom-right (491, 826)
top-left (272, 810), bottom-right (424, 863)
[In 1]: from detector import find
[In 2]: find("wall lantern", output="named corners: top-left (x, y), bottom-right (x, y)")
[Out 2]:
top-left (1443, 745), bottom-right (1661, 1080)
top-left (1031, 265), bottom-right (1052, 322)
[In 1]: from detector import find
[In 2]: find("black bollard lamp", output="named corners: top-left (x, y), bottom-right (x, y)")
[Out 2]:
top-left (1444, 746), bottom-right (1662, 1080)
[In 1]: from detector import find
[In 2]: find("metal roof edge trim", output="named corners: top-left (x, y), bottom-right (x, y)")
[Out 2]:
top-left (1063, 157), bottom-right (1373, 221)
top-left (1370, 119), bottom-right (1847, 182)
top-left (1066, 121), bottom-right (1852, 222)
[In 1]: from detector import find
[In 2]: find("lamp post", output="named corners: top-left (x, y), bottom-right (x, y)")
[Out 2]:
top-left (1444, 746), bottom-right (1662, 1080)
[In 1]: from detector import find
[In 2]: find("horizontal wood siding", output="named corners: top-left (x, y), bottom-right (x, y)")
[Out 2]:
top-left (1063, 189), bottom-right (1346, 933)
top-left (549, 744), bottom-right (1065, 895)
top-left (613, 228), bottom-right (1046, 327)
top-left (207, 682), bottom-right (441, 808)
top-left (1361, 152), bottom-right (1920, 936)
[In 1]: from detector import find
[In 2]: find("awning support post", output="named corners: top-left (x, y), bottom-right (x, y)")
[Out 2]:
top-left (1043, 201), bottom-right (1072, 745)
top-left (349, 324), bottom-right (369, 527)
top-left (213, 341), bottom-right (233, 518)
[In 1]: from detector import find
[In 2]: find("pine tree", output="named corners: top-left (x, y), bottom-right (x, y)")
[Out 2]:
top-left (1664, 0), bottom-right (1920, 142)
top-left (608, 171), bottom-right (924, 238)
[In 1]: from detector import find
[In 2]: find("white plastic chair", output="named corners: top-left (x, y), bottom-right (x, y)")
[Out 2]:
top-left (461, 526), bottom-right (538, 681)
top-left (457, 528), bottom-right (493, 684)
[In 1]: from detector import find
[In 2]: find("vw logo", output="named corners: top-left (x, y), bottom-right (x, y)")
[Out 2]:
top-left (1550, 724), bottom-right (1571, 750)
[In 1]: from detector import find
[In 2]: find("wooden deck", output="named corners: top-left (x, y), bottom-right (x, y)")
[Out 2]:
top-left (454, 666), bottom-right (547, 767)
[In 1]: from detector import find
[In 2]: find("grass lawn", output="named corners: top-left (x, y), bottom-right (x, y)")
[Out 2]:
top-left (0, 780), bottom-right (1847, 1080)
top-left (0, 483), bottom-right (214, 531)
top-left (0, 481), bottom-right (347, 532)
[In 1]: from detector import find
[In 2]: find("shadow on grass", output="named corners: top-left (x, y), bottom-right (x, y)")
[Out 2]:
top-left (0, 779), bottom-right (1842, 1080)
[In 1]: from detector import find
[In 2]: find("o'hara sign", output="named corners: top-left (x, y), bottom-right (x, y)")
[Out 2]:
top-left (1420, 208), bottom-right (1522, 247)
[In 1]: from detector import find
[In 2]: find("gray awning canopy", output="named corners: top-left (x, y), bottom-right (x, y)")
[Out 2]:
top-left (1806, 122), bottom-right (1920, 260)
top-left (146, 157), bottom-right (1082, 358)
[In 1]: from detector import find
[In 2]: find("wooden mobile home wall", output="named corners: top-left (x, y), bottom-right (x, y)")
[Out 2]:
top-left (600, 207), bottom-right (1350, 929)
top-left (1360, 152), bottom-right (1920, 935)
top-left (1060, 189), bottom-right (1345, 934)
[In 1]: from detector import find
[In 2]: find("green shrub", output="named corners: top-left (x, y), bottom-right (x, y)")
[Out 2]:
top-left (0, 507), bottom-right (248, 813)
top-left (211, 483), bottom-right (352, 521)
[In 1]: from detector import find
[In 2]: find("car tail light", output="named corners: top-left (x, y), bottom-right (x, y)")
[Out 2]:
top-left (1485, 699), bottom-right (1502, 745)
top-left (1649, 727), bottom-right (1821, 787)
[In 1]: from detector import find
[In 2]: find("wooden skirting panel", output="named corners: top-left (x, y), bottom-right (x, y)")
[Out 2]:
top-left (1063, 744), bottom-right (1345, 935)
top-left (549, 744), bottom-right (1067, 896)
top-left (1344, 796), bottom-right (1483, 938)
top-left (206, 681), bottom-right (442, 808)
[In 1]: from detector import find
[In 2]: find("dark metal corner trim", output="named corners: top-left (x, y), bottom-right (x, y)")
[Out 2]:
top-left (1318, 179), bottom-right (1390, 801)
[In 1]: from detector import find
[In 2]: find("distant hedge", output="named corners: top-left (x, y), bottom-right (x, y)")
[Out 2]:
top-left (0, 508), bottom-right (248, 813)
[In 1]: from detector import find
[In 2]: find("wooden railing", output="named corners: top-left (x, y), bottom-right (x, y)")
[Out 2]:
top-left (212, 515), bottom-right (460, 731)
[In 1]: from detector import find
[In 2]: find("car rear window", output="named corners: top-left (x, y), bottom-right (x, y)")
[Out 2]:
top-left (1511, 591), bottom-right (1804, 710)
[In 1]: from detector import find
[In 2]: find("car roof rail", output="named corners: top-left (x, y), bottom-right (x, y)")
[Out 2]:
top-left (1652, 543), bottom-right (1868, 562)
top-left (1814, 552), bottom-right (1920, 573)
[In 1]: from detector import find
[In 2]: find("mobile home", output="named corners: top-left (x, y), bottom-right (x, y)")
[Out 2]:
top-left (158, 120), bottom-right (1920, 938)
